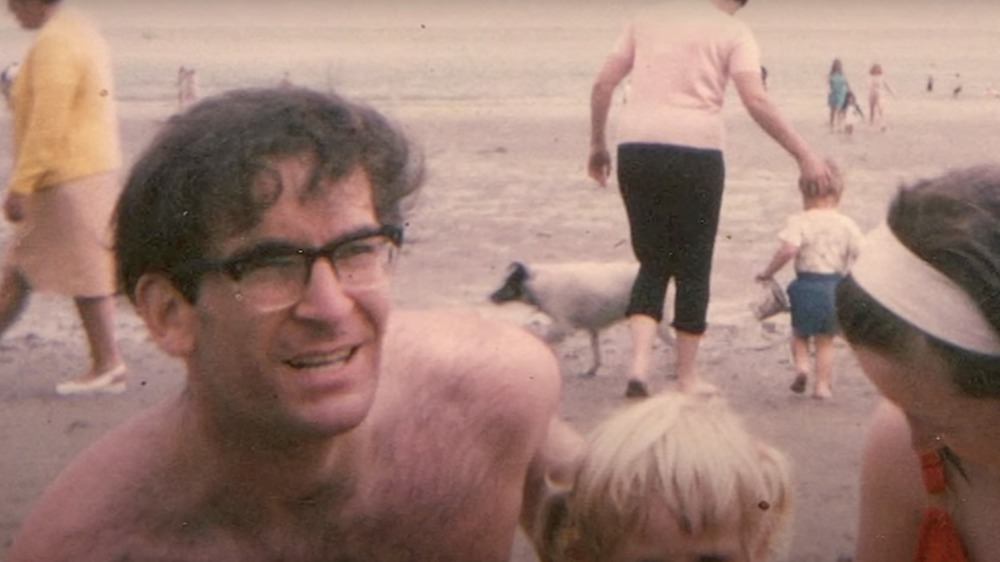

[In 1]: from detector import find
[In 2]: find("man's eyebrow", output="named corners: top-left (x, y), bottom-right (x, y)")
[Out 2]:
top-left (226, 226), bottom-right (385, 258)
top-left (225, 240), bottom-right (302, 260)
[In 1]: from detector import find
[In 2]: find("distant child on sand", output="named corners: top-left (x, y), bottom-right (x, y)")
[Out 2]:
top-left (538, 391), bottom-right (792, 562)
top-left (827, 58), bottom-right (849, 131)
top-left (176, 65), bottom-right (197, 109)
top-left (756, 163), bottom-right (863, 399)
top-left (867, 63), bottom-right (894, 129)
top-left (840, 91), bottom-right (864, 136)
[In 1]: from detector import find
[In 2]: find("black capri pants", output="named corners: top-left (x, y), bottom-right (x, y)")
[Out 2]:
top-left (617, 142), bottom-right (725, 335)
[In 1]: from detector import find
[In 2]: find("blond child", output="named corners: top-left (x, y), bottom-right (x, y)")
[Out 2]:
top-left (756, 164), bottom-right (863, 398)
top-left (536, 391), bottom-right (792, 562)
top-left (867, 63), bottom-right (895, 129)
top-left (840, 91), bottom-right (865, 136)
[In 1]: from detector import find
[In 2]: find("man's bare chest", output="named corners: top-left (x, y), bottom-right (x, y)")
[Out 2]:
top-left (123, 435), bottom-right (526, 561)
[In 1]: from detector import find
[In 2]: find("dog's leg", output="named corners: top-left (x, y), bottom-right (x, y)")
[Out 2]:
top-left (582, 330), bottom-right (601, 378)
top-left (544, 322), bottom-right (571, 344)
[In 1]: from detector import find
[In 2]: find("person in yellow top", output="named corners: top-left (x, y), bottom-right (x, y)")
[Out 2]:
top-left (0, 0), bottom-right (126, 395)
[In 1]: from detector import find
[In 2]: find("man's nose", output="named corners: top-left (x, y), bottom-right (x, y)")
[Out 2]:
top-left (294, 258), bottom-right (354, 317)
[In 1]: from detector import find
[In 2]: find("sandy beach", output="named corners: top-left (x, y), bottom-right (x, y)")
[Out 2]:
top-left (2, 1), bottom-right (1000, 560)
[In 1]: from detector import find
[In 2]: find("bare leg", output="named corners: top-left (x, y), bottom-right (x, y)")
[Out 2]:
top-left (73, 295), bottom-right (125, 381)
top-left (789, 334), bottom-right (810, 393)
top-left (627, 314), bottom-right (658, 384)
top-left (813, 334), bottom-right (835, 399)
top-left (791, 334), bottom-right (811, 375)
top-left (624, 314), bottom-right (658, 397)
top-left (0, 268), bottom-right (30, 338)
top-left (676, 329), bottom-right (711, 393)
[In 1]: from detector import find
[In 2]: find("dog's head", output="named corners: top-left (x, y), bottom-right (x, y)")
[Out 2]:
top-left (490, 261), bottom-right (532, 304)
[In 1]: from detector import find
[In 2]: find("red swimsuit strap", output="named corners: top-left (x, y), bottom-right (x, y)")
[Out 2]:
top-left (914, 450), bottom-right (969, 562)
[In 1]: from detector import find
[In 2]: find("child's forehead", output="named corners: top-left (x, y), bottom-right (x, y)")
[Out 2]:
top-left (626, 497), bottom-right (745, 547)
top-left (613, 505), bottom-right (746, 562)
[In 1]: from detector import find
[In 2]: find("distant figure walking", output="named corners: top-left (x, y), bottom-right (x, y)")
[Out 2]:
top-left (828, 58), bottom-right (849, 131)
top-left (841, 91), bottom-right (865, 136)
top-left (756, 162), bottom-right (862, 399)
top-left (926, 74), bottom-right (934, 93)
top-left (1, 0), bottom-right (126, 395)
top-left (587, 0), bottom-right (832, 396)
top-left (176, 65), bottom-right (197, 109)
top-left (867, 63), bottom-right (894, 129)
top-left (1, 61), bottom-right (19, 104)
top-left (952, 73), bottom-right (963, 98)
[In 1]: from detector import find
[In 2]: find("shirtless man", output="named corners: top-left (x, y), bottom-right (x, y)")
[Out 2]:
top-left (8, 87), bottom-right (582, 561)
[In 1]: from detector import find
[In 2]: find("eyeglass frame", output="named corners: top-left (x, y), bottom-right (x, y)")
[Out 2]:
top-left (169, 224), bottom-right (403, 310)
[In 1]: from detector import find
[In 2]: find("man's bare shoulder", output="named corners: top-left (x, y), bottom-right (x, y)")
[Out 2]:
top-left (386, 308), bottom-right (560, 381)
top-left (8, 400), bottom-right (182, 561)
top-left (383, 308), bottom-right (561, 418)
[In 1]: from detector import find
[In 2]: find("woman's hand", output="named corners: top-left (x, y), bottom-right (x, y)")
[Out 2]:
top-left (797, 154), bottom-right (833, 197)
top-left (4, 192), bottom-right (26, 223)
top-left (587, 147), bottom-right (611, 187)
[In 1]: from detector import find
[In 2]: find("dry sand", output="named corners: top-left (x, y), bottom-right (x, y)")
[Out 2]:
top-left (3, 3), bottom-right (1000, 560)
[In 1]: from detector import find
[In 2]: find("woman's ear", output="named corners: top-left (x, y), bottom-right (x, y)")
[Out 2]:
top-left (133, 273), bottom-right (197, 357)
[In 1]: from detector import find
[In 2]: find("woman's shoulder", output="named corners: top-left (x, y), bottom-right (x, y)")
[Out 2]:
top-left (854, 401), bottom-right (926, 562)
top-left (861, 401), bottom-right (925, 512)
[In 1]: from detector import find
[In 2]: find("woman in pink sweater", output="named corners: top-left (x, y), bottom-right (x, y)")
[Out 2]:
top-left (588, 0), bottom-right (831, 396)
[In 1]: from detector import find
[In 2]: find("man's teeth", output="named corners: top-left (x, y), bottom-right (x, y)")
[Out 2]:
top-left (288, 350), bottom-right (352, 369)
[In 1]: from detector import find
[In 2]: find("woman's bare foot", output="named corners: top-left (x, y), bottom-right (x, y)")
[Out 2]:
top-left (813, 383), bottom-right (833, 400)
top-left (678, 376), bottom-right (719, 396)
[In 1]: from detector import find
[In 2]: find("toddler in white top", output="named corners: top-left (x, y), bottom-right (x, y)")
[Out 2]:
top-left (757, 162), bottom-right (863, 398)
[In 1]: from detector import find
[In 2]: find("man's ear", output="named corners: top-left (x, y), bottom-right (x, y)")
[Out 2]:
top-left (133, 273), bottom-right (197, 357)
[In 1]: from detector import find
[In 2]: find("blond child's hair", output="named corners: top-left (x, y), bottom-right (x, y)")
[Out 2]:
top-left (802, 159), bottom-right (844, 206)
top-left (547, 391), bottom-right (792, 561)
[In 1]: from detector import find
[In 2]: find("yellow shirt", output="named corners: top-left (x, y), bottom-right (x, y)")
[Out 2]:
top-left (8, 7), bottom-right (122, 194)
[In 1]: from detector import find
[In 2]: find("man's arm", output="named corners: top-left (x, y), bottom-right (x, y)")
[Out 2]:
top-left (488, 320), bottom-right (584, 559)
top-left (520, 416), bottom-right (584, 557)
top-left (732, 70), bottom-right (832, 195)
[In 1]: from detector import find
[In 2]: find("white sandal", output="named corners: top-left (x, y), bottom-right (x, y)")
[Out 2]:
top-left (56, 364), bottom-right (127, 396)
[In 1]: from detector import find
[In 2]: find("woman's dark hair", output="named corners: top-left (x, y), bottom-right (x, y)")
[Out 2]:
top-left (114, 87), bottom-right (424, 303)
top-left (837, 165), bottom-right (1000, 397)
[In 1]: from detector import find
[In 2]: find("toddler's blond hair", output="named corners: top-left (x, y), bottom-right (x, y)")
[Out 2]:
top-left (550, 391), bottom-right (792, 561)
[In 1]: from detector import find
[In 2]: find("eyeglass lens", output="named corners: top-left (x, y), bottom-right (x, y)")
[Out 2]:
top-left (232, 233), bottom-right (396, 311)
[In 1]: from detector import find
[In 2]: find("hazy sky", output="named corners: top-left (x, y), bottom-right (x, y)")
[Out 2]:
top-left (0, 0), bottom-right (989, 31)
